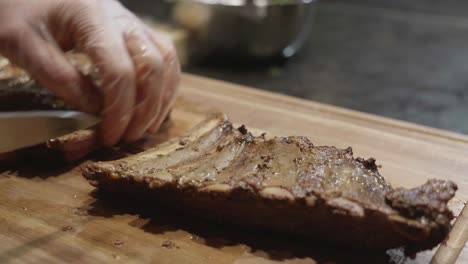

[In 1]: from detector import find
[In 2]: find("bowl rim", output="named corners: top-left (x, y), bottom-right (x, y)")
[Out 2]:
top-left (167, 0), bottom-right (317, 7)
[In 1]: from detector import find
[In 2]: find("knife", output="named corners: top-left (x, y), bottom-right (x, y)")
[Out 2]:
top-left (0, 111), bottom-right (101, 154)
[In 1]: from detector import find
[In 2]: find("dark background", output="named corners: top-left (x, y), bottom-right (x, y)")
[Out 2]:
top-left (124, 0), bottom-right (468, 135)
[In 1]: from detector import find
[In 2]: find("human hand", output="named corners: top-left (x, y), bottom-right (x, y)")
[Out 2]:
top-left (0, 0), bottom-right (180, 146)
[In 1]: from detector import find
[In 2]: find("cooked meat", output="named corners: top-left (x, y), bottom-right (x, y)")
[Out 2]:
top-left (46, 129), bottom-right (100, 161)
top-left (0, 78), bottom-right (71, 111)
top-left (0, 57), bottom-right (94, 161)
top-left (0, 55), bottom-right (76, 111)
top-left (82, 113), bottom-right (457, 255)
top-left (0, 72), bottom-right (95, 161)
top-left (0, 55), bottom-right (171, 162)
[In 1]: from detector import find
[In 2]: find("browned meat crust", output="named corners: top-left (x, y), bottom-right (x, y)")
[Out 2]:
top-left (82, 113), bottom-right (457, 255)
top-left (0, 79), bottom-right (72, 111)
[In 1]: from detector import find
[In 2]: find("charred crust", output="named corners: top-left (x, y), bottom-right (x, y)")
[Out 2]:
top-left (356, 157), bottom-right (378, 171)
top-left (344, 147), bottom-right (353, 156)
top-left (385, 179), bottom-right (457, 224)
top-left (237, 125), bottom-right (248, 135)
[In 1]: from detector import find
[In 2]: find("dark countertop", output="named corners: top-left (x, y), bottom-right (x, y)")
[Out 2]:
top-left (126, 0), bottom-right (468, 135)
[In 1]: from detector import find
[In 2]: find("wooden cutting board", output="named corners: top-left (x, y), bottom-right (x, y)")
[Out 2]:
top-left (0, 74), bottom-right (467, 264)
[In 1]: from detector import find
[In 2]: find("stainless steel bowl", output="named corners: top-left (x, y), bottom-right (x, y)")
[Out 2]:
top-left (170, 0), bottom-right (317, 61)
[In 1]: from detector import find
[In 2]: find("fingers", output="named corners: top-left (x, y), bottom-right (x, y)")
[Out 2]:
top-left (0, 0), bottom-right (181, 147)
top-left (0, 23), bottom-right (101, 114)
top-left (91, 41), bottom-right (136, 147)
top-left (144, 28), bottom-right (181, 133)
top-left (62, 2), bottom-right (137, 147)
top-left (122, 29), bottom-right (165, 143)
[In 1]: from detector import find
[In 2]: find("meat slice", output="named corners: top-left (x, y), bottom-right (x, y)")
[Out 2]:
top-left (0, 56), bottom-right (97, 161)
top-left (0, 79), bottom-right (72, 111)
top-left (82, 113), bottom-right (457, 254)
top-left (0, 80), bottom-right (98, 161)
top-left (0, 82), bottom-right (99, 162)
top-left (0, 56), bottom-right (72, 111)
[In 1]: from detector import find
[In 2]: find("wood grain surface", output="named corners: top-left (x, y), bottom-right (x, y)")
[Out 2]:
top-left (0, 74), bottom-right (467, 264)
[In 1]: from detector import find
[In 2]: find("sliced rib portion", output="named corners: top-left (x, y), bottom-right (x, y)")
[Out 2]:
top-left (83, 113), bottom-right (457, 254)
top-left (0, 56), bottom-right (96, 161)
top-left (0, 79), bottom-right (98, 161)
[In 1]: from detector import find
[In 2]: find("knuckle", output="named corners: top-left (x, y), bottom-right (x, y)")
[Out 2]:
top-left (138, 52), bottom-right (164, 79)
top-left (98, 63), bottom-right (135, 104)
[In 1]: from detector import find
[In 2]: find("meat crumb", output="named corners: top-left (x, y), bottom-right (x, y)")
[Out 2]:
top-left (113, 240), bottom-right (124, 247)
top-left (61, 226), bottom-right (73, 232)
top-left (189, 234), bottom-right (203, 243)
top-left (162, 240), bottom-right (179, 249)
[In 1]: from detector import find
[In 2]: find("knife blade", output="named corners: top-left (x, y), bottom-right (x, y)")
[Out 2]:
top-left (0, 111), bottom-right (101, 153)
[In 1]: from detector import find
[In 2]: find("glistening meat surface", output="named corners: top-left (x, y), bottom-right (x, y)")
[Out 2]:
top-left (83, 113), bottom-right (457, 255)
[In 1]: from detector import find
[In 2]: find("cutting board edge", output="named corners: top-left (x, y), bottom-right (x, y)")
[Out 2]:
top-left (181, 74), bottom-right (468, 145)
top-left (432, 202), bottom-right (468, 264)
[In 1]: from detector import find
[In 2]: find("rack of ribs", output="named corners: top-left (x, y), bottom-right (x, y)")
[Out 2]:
top-left (83, 113), bottom-right (457, 255)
